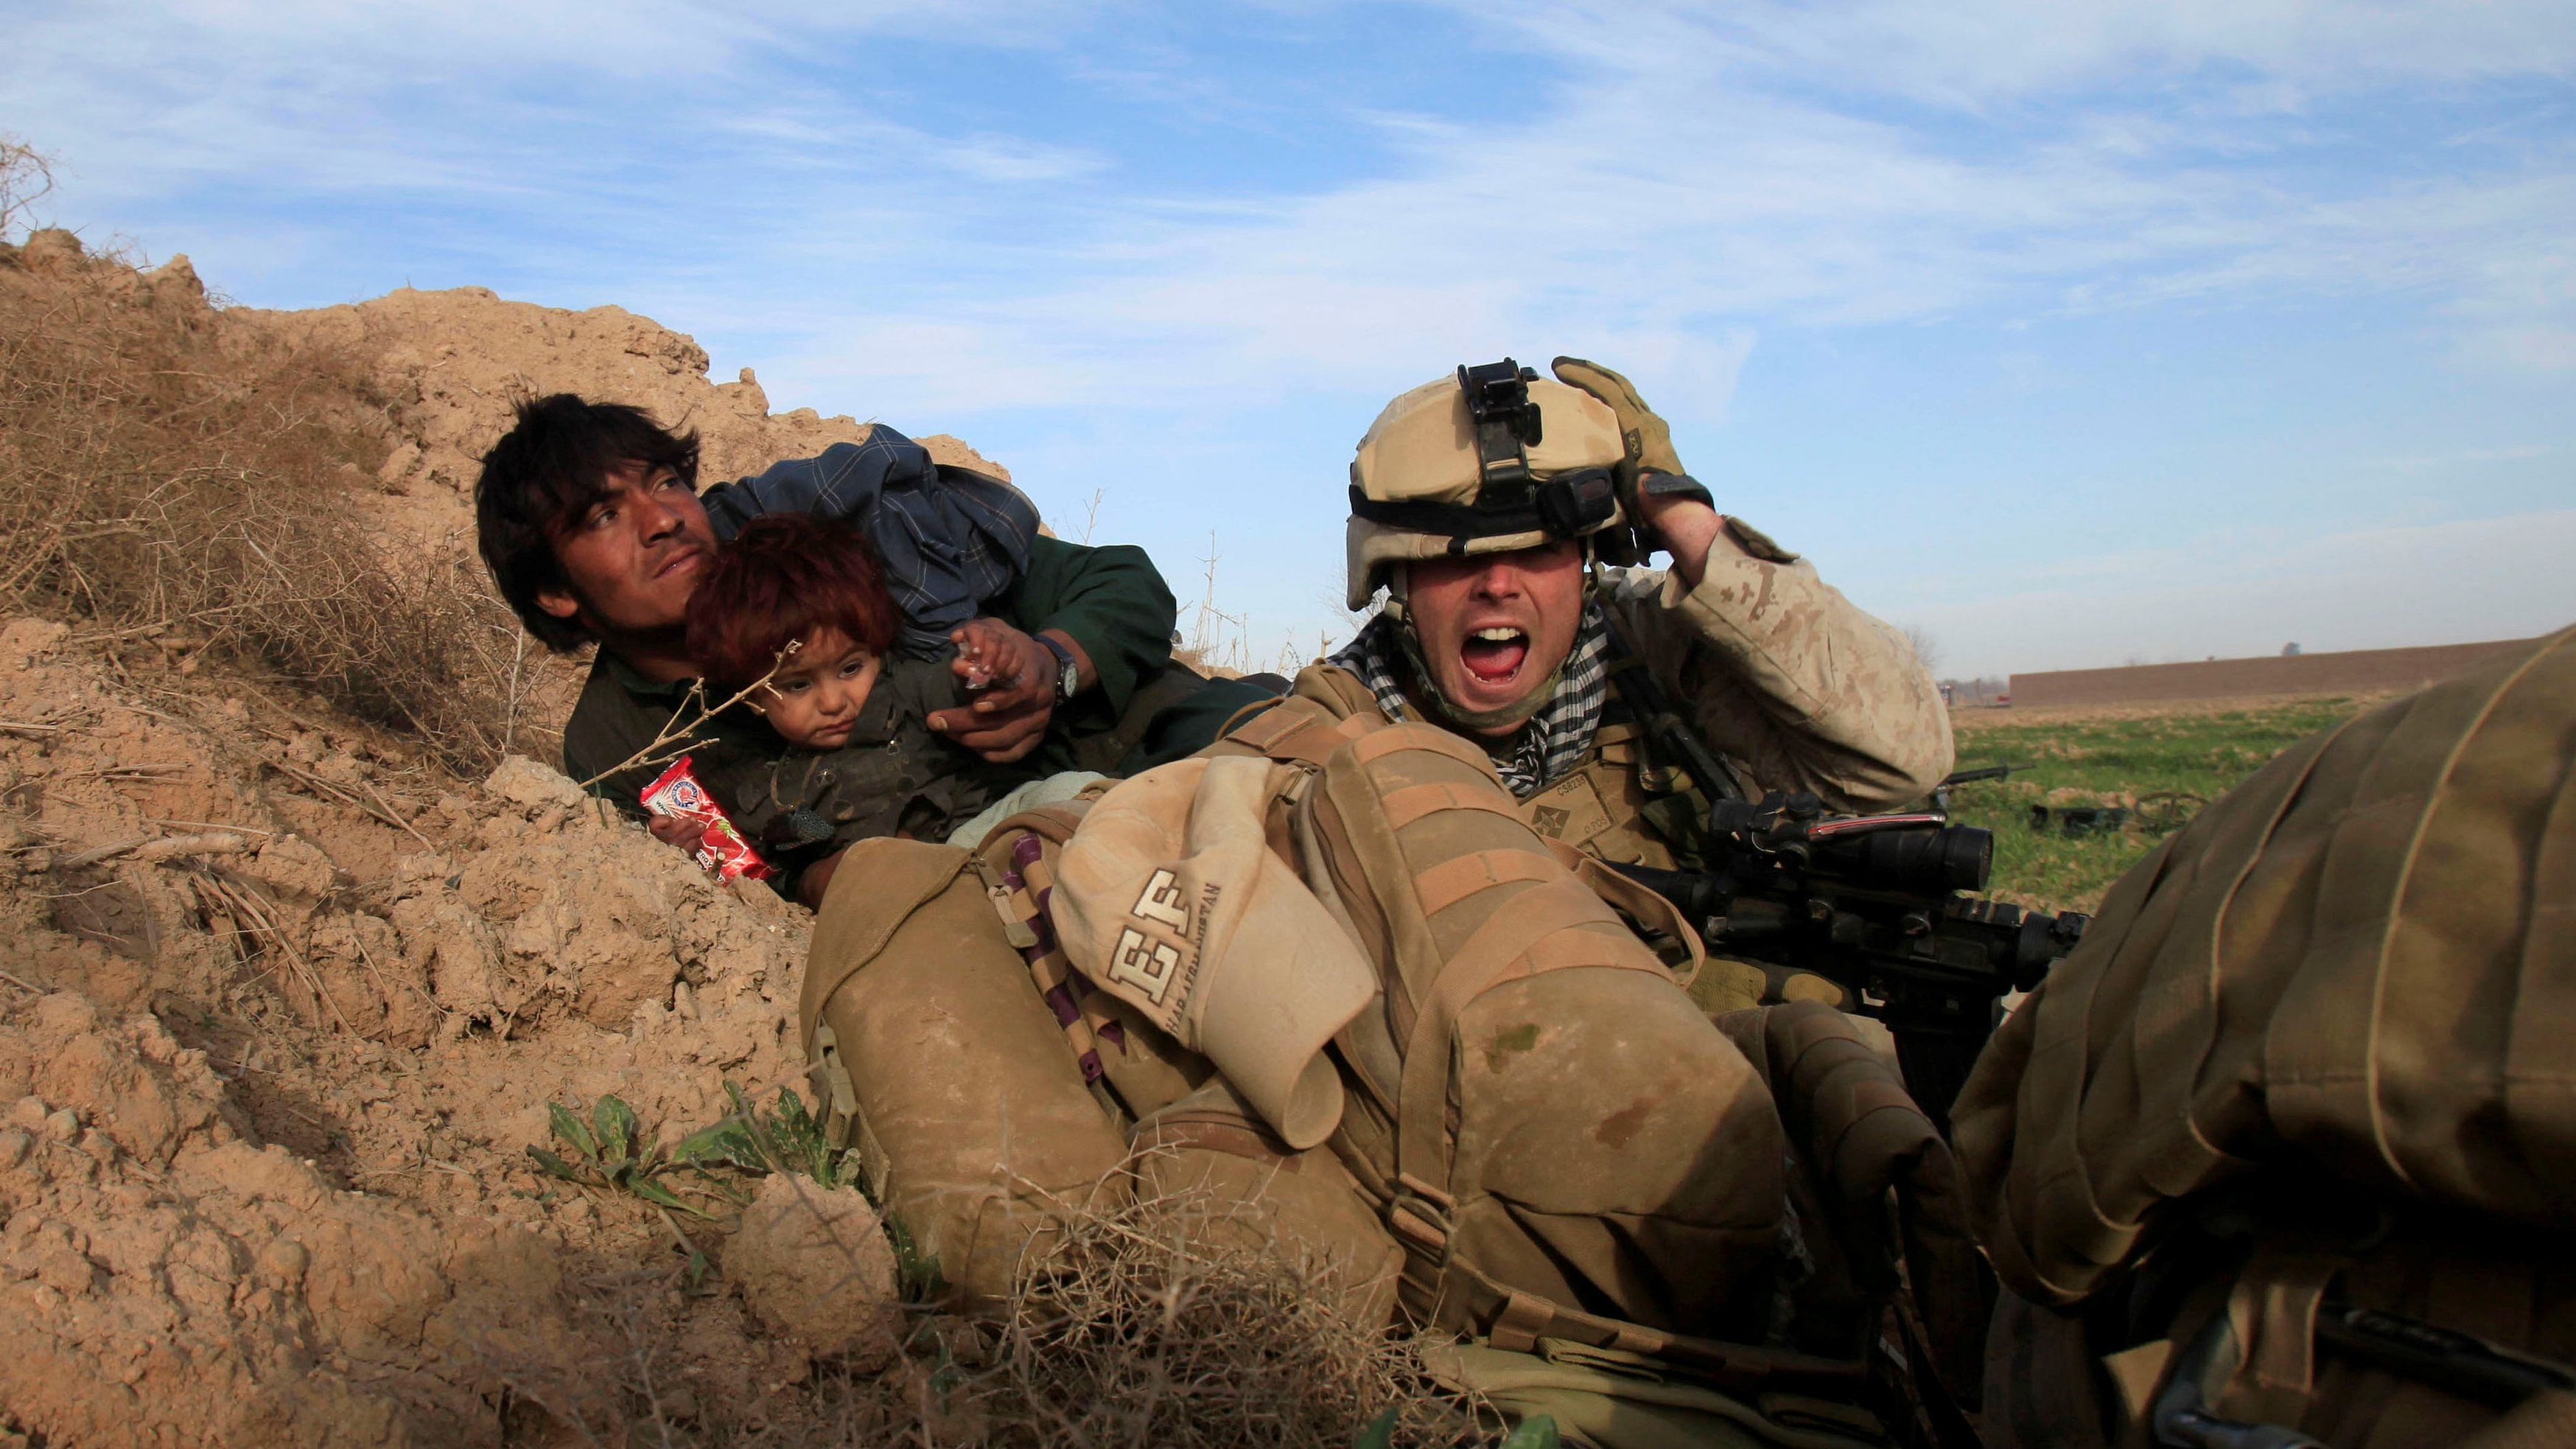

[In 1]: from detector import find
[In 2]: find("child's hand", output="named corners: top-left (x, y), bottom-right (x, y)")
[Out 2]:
top-left (933, 618), bottom-right (1059, 763)
top-left (953, 618), bottom-right (1035, 692)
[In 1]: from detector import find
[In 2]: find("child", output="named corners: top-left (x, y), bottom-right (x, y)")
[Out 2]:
top-left (676, 514), bottom-right (1058, 875)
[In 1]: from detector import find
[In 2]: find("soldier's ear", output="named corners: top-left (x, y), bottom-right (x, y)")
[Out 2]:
top-left (534, 587), bottom-right (582, 622)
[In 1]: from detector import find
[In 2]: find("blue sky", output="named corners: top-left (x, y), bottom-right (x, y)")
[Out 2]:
top-left (7, 0), bottom-right (2572, 677)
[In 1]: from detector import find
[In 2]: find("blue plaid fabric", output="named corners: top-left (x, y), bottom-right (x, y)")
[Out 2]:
top-left (697, 425), bottom-right (1040, 658)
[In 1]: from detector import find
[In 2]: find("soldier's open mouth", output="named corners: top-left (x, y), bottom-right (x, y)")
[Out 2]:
top-left (1460, 626), bottom-right (1529, 684)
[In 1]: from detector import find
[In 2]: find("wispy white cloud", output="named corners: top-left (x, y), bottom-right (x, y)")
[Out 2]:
top-left (729, 0), bottom-right (2576, 427)
top-left (1499, 0), bottom-right (2576, 103)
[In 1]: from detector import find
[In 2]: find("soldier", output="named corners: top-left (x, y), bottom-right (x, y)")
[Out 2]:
top-left (801, 359), bottom-right (1975, 1446)
top-left (1953, 627), bottom-right (2576, 1448)
top-left (1211, 356), bottom-right (1953, 1009)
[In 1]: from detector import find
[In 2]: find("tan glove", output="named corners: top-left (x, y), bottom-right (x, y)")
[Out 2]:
top-left (1551, 355), bottom-right (1688, 481)
top-left (1553, 356), bottom-right (1695, 566)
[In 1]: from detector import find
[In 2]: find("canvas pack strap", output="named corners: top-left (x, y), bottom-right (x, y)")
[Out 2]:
top-left (1224, 693), bottom-right (1382, 770)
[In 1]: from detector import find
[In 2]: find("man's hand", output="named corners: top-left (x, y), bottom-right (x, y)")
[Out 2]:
top-left (797, 845), bottom-right (844, 909)
top-left (645, 811), bottom-right (702, 850)
top-left (928, 617), bottom-right (1057, 763)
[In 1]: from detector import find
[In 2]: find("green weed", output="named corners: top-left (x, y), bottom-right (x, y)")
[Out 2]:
top-left (527, 1096), bottom-right (707, 1218)
top-left (673, 1078), bottom-right (861, 1192)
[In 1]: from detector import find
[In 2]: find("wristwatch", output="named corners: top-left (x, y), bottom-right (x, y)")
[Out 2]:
top-left (1037, 635), bottom-right (1079, 702)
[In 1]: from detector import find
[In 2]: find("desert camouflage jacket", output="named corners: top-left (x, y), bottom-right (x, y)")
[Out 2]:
top-left (1594, 515), bottom-right (1953, 813)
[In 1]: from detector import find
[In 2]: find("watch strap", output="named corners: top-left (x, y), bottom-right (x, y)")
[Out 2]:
top-left (1039, 635), bottom-right (1079, 701)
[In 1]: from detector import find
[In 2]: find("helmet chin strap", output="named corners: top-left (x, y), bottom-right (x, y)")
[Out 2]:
top-left (1383, 553), bottom-right (1595, 734)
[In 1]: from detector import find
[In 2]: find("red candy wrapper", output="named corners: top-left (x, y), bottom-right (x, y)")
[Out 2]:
top-left (640, 756), bottom-right (773, 881)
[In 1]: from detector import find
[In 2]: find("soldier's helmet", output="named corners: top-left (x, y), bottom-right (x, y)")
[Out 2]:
top-left (1345, 358), bottom-right (1628, 611)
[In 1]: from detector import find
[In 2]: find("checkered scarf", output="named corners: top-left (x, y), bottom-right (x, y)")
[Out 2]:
top-left (1329, 603), bottom-right (1613, 798)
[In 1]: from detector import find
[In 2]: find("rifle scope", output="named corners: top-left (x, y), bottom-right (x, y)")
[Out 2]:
top-left (1708, 797), bottom-right (1992, 895)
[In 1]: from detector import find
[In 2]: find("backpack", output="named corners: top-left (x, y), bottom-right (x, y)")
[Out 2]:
top-left (1953, 627), bottom-right (2576, 1447)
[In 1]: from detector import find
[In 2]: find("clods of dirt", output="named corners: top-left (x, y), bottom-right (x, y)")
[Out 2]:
top-left (727, 1173), bottom-right (901, 1371)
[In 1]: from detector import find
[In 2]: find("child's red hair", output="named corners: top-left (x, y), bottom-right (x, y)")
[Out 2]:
top-left (685, 514), bottom-right (902, 691)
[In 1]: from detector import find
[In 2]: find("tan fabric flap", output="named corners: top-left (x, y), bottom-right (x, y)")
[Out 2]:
top-left (799, 838), bottom-right (974, 1051)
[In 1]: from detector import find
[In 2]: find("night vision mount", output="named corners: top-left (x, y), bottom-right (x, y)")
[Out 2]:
top-left (1347, 356), bottom-right (1622, 543)
top-left (1457, 358), bottom-right (1547, 491)
top-left (1455, 357), bottom-right (1619, 540)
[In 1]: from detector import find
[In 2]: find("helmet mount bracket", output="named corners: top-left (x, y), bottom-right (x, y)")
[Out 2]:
top-left (1457, 359), bottom-right (1543, 502)
top-left (1456, 357), bottom-right (1620, 542)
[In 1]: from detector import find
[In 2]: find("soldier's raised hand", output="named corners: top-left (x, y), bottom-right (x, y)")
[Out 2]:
top-left (1552, 357), bottom-right (1723, 578)
top-left (1550, 356), bottom-right (1688, 482)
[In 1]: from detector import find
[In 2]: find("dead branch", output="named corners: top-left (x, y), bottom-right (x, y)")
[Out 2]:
top-left (42, 830), bottom-right (255, 870)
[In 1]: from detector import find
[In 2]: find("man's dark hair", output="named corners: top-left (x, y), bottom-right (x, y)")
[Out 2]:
top-left (475, 394), bottom-right (701, 653)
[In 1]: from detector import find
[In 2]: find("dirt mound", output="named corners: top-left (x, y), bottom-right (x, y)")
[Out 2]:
top-left (1, 991), bottom-right (603, 1448)
top-left (0, 615), bottom-right (834, 1445)
top-left (246, 282), bottom-right (1015, 548)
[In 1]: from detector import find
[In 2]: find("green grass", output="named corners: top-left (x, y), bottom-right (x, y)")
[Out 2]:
top-left (1947, 698), bottom-right (2370, 915)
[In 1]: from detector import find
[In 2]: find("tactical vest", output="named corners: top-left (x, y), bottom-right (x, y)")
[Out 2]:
top-left (1201, 660), bottom-right (1672, 846)
top-left (1516, 716), bottom-right (1684, 862)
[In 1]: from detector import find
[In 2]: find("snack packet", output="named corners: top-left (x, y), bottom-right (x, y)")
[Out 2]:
top-left (640, 756), bottom-right (774, 881)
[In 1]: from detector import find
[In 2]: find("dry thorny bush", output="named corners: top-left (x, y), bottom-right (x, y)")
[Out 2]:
top-left (970, 1177), bottom-right (1482, 1448)
top-left (536, 1165), bottom-right (1488, 1449)
top-left (0, 150), bottom-right (564, 776)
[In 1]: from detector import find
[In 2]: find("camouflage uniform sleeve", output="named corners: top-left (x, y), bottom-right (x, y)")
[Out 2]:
top-left (1600, 518), bottom-right (1953, 811)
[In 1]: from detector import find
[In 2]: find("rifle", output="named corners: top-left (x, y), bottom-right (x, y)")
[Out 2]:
top-left (1595, 624), bottom-right (2087, 1130)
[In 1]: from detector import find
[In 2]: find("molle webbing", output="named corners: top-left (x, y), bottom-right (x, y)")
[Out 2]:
top-left (1222, 693), bottom-right (1385, 771)
top-left (1307, 724), bottom-right (1687, 1302)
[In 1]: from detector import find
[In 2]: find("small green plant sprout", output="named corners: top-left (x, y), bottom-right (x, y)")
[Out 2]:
top-left (673, 1078), bottom-right (864, 1192)
top-left (526, 1095), bottom-right (707, 1218)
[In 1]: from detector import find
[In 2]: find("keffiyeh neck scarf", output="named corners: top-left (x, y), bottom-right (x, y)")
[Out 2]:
top-left (1327, 603), bottom-right (1612, 797)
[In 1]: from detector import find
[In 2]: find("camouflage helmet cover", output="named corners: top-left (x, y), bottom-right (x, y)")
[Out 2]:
top-left (1344, 367), bottom-right (1628, 610)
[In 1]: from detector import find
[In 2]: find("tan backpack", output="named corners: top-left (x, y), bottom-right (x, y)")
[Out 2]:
top-left (1953, 627), bottom-right (2576, 1447)
top-left (1208, 694), bottom-right (1991, 1444)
